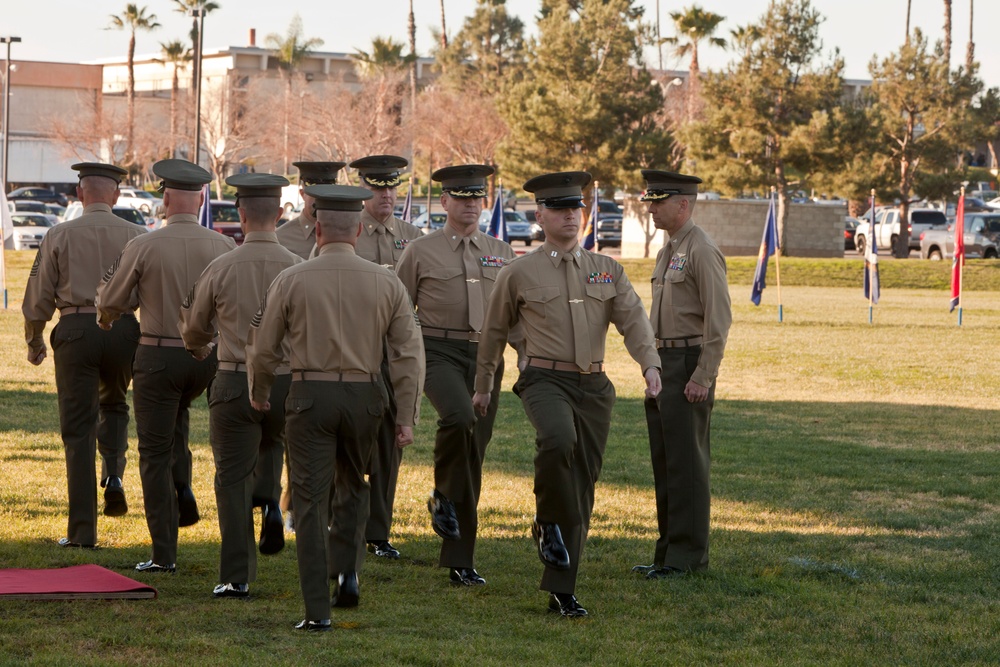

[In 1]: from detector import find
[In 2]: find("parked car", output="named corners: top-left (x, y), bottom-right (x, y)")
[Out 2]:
top-left (844, 216), bottom-right (861, 251)
top-left (597, 199), bottom-right (622, 219)
top-left (207, 200), bottom-right (243, 244)
top-left (919, 213), bottom-right (1000, 260)
top-left (8, 186), bottom-right (69, 207)
top-left (7, 213), bottom-right (56, 250)
top-left (478, 209), bottom-right (534, 244)
top-left (393, 202), bottom-right (427, 221)
top-left (854, 207), bottom-right (947, 255)
top-left (596, 215), bottom-right (622, 250)
top-left (111, 206), bottom-right (147, 226)
top-left (117, 187), bottom-right (162, 214)
top-left (412, 211), bottom-right (448, 234)
top-left (11, 199), bottom-right (50, 214)
top-left (522, 209), bottom-right (545, 241)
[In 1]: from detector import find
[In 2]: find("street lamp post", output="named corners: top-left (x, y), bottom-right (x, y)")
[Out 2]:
top-left (190, 9), bottom-right (206, 168)
top-left (1, 36), bottom-right (22, 194)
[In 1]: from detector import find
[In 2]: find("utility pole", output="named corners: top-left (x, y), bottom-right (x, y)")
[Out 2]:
top-left (1, 36), bottom-right (22, 193)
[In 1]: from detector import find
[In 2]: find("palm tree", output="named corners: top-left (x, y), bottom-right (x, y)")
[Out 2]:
top-left (439, 0), bottom-right (448, 50)
top-left (351, 37), bottom-right (415, 79)
top-left (943, 0), bottom-right (952, 67)
top-left (266, 15), bottom-right (324, 174)
top-left (171, 1), bottom-right (220, 95)
top-left (109, 4), bottom-right (161, 170)
top-left (905, 0), bottom-right (912, 43)
top-left (663, 5), bottom-right (727, 121)
top-left (965, 0), bottom-right (975, 72)
top-left (155, 40), bottom-right (191, 158)
top-left (408, 0), bottom-right (418, 113)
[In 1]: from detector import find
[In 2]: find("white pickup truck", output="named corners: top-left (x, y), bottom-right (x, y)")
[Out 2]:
top-left (854, 207), bottom-right (948, 255)
top-left (117, 187), bottom-right (163, 214)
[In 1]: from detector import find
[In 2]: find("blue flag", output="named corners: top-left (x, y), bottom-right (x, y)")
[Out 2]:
top-left (581, 190), bottom-right (598, 251)
top-left (401, 179), bottom-right (413, 224)
top-left (486, 189), bottom-right (508, 243)
top-left (750, 195), bottom-right (778, 305)
top-left (197, 184), bottom-right (213, 230)
top-left (863, 195), bottom-right (880, 305)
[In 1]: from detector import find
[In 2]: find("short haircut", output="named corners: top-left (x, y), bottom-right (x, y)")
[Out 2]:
top-left (316, 209), bottom-right (360, 237)
top-left (239, 196), bottom-right (280, 226)
top-left (79, 175), bottom-right (118, 200)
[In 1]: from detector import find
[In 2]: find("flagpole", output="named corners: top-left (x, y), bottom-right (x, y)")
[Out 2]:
top-left (868, 189), bottom-right (875, 325)
top-left (958, 186), bottom-right (965, 326)
top-left (771, 187), bottom-right (783, 322)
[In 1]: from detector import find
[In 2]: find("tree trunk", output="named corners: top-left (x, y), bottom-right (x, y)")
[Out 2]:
top-left (126, 32), bottom-right (136, 175)
top-left (965, 0), bottom-right (975, 72)
top-left (943, 0), bottom-right (952, 68)
top-left (408, 0), bottom-right (417, 114)
top-left (897, 159), bottom-right (912, 258)
top-left (170, 67), bottom-right (179, 158)
top-left (905, 0), bottom-right (912, 43)
top-left (687, 45), bottom-right (700, 122)
top-left (775, 160), bottom-right (789, 256)
top-left (439, 0), bottom-right (448, 50)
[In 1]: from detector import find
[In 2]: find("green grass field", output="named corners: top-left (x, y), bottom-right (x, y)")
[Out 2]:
top-left (1, 250), bottom-right (998, 666)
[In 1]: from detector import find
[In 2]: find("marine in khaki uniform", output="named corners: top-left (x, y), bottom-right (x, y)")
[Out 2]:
top-left (96, 159), bottom-right (237, 573)
top-left (246, 184), bottom-right (424, 632)
top-left (349, 154), bottom-right (423, 560)
top-left (396, 164), bottom-right (517, 586)
top-left (276, 161), bottom-right (345, 260)
top-left (473, 171), bottom-right (661, 618)
top-left (22, 162), bottom-right (146, 548)
top-left (633, 170), bottom-right (732, 579)
top-left (179, 173), bottom-right (303, 598)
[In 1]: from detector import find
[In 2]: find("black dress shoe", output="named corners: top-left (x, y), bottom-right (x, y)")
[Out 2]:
top-left (259, 502), bottom-right (285, 555)
top-left (331, 571), bottom-right (359, 608)
top-left (102, 476), bottom-right (128, 517)
top-left (427, 490), bottom-right (460, 541)
top-left (294, 619), bottom-right (331, 632)
top-left (212, 582), bottom-right (250, 598)
top-left (135, 560), bottom-right (176, 573)
top-left (57, 537), bottom-right (97, 549)
top-left (631, 563), bottom-right (656, 574)
top-left (531, 519), bottom-right (570, 570)
top-left (548, 592), bottom-right (589, 618)
top-left (368, 540), bottom-right (400, 559)
top-left (449, 568), bottom-right (486, 586)
top-left (176, 484), bottom-right (199, 527)
top-left (646, 565), bottom-right (687, 579)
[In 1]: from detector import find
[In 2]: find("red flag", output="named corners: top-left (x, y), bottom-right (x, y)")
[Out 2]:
top-left (950, 195), bottom-right (965, 312)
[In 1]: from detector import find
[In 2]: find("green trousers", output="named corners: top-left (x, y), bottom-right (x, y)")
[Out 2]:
top-left (365, 354), bottom-right (401, 543)
top-left (644, 346), bottom-right (713, 571)
top-left (514, 367), bottom-right (615, 595)
top-left (208, 370), bottom-right (290, 584)
top-left (51, 313), bottom-right (139, 545)
top-left (423, 337), bottom-right (503, 569)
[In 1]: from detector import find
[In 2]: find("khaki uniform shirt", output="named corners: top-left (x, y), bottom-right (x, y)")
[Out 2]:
top-left (395, 226), bottom-right (516, 331)
top-left (179, 231), bottom-right (303, 363)
top-left (356, 210), bottom-right (423, 269)
top-left (475, 241), bottom-right (660, 393)
top-left (22, 203), bottom-right (146, 351)
top-left (246, 242), bottom-right (425, 425)
top-left (275, 213), bottom-right (316, 260)
top-left (650, 219), bottom-right (732, 388)
top-left (96, 213), bottom-right (237, 336)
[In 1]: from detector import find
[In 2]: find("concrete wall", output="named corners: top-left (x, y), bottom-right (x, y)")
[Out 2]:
top-left (621, 198), bottom-right (846, 258)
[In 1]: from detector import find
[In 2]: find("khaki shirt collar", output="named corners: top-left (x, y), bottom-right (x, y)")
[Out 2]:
top-left (667, 219), bottom-right (695, 246)
top-left (83, 203), bottom-right (113, 214)
top-left (243, 231), bottom-right (278, 244)
top-left (317, 242), bottom-right (357, 257)
top-left (541, 240), bottom-right (583, 267)
top-left (165, 213), bottom-right (199, 226)
top-left (444, 228), bottom-right (484, 252)
top-left (361, 209), bottom-right (395, 236)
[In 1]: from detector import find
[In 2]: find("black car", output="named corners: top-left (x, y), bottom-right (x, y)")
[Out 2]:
top-left (112, 206), bottom-right (147, 226)
top-left (596, 215), bottom-right (622, 250)
top-left (8, 187), bottom-right (69, 207)
top-left (844, 216), bottom-right (860, 251)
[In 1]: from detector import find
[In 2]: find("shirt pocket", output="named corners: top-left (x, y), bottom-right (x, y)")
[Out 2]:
top-left (422, 266), bottom-right (466, 305)
top-left (523, 285), bottom-right (561, 319)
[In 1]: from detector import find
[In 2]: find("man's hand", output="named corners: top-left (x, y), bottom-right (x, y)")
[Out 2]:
top-left (97, 320), bottom-right (112, 331)
top-left (27, 346), bottom-right (47, 366)
top-left (189, 343), bottom-right (214, 361)
top-left (250, 399), bottom-right (271, 412)
top-left (472, 392), bottom-right (491, 417)
top-left (684, 380), bottom-right (709, 403)
top-left (395, 425), bottom-right (414, 448)
top-left (644, 367), bottom-right (661, 399)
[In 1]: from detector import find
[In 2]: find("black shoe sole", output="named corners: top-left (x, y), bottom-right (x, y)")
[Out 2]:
top-left (259, 518), bottom-right (285, 555)
top-left (103, 488), bottom-right (128, 517)
top-left (532, 524), bottom-right (571, 571)
top-left (332, 592), bottom-right (359, 608)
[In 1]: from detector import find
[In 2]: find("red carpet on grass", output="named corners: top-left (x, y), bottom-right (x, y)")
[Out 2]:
top-left (0, 564), bottom-right (157, 600)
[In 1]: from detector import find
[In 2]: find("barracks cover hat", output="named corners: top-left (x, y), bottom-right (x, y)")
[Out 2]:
top-left (293, 161), bottom-right (346, 186)
top-left (640, 170), bottom-right (702, 201)
top-left (225, 173), bottom-right (290, 199)
top-left (349, 155), bottom-right (408, 188)
top-left (71, 162), bottom-right (128, 184)
top-left (522, 171), bottom-right (592, 209)
top-left (431, 164), bottom-right (494, 198)
top-left (304, 184), bottom-right (374, 212)
top-left (152, 159), bottom-right (212, 192)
